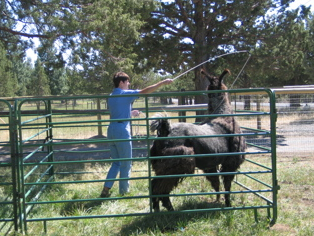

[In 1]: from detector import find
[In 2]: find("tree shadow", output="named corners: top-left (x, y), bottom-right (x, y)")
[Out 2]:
top-left (245, 133), bottom-right (287, 148)
top-left (289, 117), bottom-right (314, 125)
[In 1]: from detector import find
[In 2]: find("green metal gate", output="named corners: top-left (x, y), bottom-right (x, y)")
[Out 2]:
top-left (0, 99), bottom-right (19, 234)
top-left (0, 88), bottom-right (279, 234)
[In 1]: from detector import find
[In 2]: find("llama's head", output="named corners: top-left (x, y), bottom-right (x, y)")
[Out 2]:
top-left (150, 113), bottom-right (171, 137)
top-left (201, 69), bottom-right (230, 93)
top-left (201, 69), bottom-right (232, 114)
top-left (155, 119), bottom-right (171, 137)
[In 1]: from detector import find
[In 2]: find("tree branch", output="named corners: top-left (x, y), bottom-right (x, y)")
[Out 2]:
top-left (0, 26), bottom-right (50, 39)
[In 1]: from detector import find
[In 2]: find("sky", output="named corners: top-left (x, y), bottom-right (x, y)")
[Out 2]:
top-left (25, 0), bottom-right (313, 64)
top-left (289, 0), bottom-right (312, 9)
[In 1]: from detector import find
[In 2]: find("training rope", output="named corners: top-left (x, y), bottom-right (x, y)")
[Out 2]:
top-left (133, 112), bottom-right (146, 137)
top-left (230, 52), bottom-right (252, 89)
top-left (0, 117), bottom-right (6, 124)
top-left (172, 50), bottom-right (249, 81)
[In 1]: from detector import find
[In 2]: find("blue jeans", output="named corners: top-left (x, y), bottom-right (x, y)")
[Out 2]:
top-left (104, 123), bottom-right (132, 194)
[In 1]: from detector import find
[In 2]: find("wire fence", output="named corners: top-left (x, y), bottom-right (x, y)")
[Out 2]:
top-left (230, 89), bottom-right (314, 157)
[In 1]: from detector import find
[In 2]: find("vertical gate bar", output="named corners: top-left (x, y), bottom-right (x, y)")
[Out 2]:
top-left (8, 100), bottom-right (19, 232)
top-left (96, 98), bottom-right (103, 136)
top-left (267, 203), bottom-right (271, 220)
top-left (144, 95), bottom-right (153, 213)
top-left (254, 208), bottom-right (259, 223)
top-left (15, 100), bottom-right (25, 233)
top-left (269, 89), bottom-right (279, 225)
top-left (47, 100), bottom-right (54, 176)
top-left (256, 96), bottom-right (261, 130)
top-left (44, 220), bottom-right (47, 234)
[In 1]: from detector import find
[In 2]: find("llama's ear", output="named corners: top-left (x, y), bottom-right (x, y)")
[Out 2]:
top-left (219, 69), bottom-right (231, 83)
top-left (200, 68), bottom-right (212, 80)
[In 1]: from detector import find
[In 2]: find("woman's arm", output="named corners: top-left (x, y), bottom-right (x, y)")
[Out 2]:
top-left (139, 79), bottom-right (173, 94)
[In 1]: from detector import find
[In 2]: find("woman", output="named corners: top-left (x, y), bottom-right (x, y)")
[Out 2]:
top-left (100, 72), bottom-right (173, 197)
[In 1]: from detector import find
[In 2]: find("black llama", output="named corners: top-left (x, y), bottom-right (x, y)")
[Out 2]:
top-left (150, 69), bottom-right (246, 212)
top-left (150, 146), bottom-right (195, 212)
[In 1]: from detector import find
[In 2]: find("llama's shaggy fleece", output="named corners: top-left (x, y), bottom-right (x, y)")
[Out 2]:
top-left (151, 146), bottom-right (195, 212)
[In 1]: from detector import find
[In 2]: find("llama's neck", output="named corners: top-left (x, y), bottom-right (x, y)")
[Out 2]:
top-left (207, 93), bottom-right (232, 115)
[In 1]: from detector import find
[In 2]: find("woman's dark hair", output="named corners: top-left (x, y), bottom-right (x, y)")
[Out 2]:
top-left (113, 72), bottom-right (130, 88)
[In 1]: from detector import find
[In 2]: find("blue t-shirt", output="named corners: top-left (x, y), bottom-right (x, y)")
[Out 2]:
top-left (108, 88), bottom-right (140, 121)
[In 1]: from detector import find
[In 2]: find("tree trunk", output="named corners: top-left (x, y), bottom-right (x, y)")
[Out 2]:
top-left (193, 0), bottom-right (209, 123)
top-left (244, 95), bottom-right (251, 110)
top-left (289, 77), bottom-right (301, 109)
top-left (289, 94), bottom-right (301, 109)
top-left (179, 89), bottom-right (186, 122)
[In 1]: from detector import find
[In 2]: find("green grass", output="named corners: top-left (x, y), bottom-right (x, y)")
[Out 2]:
top-left (1, 153), bottom-right (314, 235)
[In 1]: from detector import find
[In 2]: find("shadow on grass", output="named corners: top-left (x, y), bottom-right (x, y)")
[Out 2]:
top-left (119, 200), bottom-right (225, 236)
top-left (60, 198), bottom-right (104, 216)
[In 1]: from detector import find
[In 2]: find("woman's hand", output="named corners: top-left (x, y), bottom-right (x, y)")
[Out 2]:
top-left (131, 110), bottom-right (140, 117)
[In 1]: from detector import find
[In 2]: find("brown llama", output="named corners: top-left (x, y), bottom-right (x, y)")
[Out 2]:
top-left (150, 69), bottom-right (246, 212)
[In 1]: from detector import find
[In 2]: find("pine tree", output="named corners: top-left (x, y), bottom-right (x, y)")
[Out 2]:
top-left (30, 59), bottom-right (51, 97)
top-left (0, 42), bottom-right (17, 98)
top-left (1, 0), bottom-right (157, 95)
top-left (138, 0), bottom-right (295, 105)
top-left (254, 7), bottom-right (313, 87)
